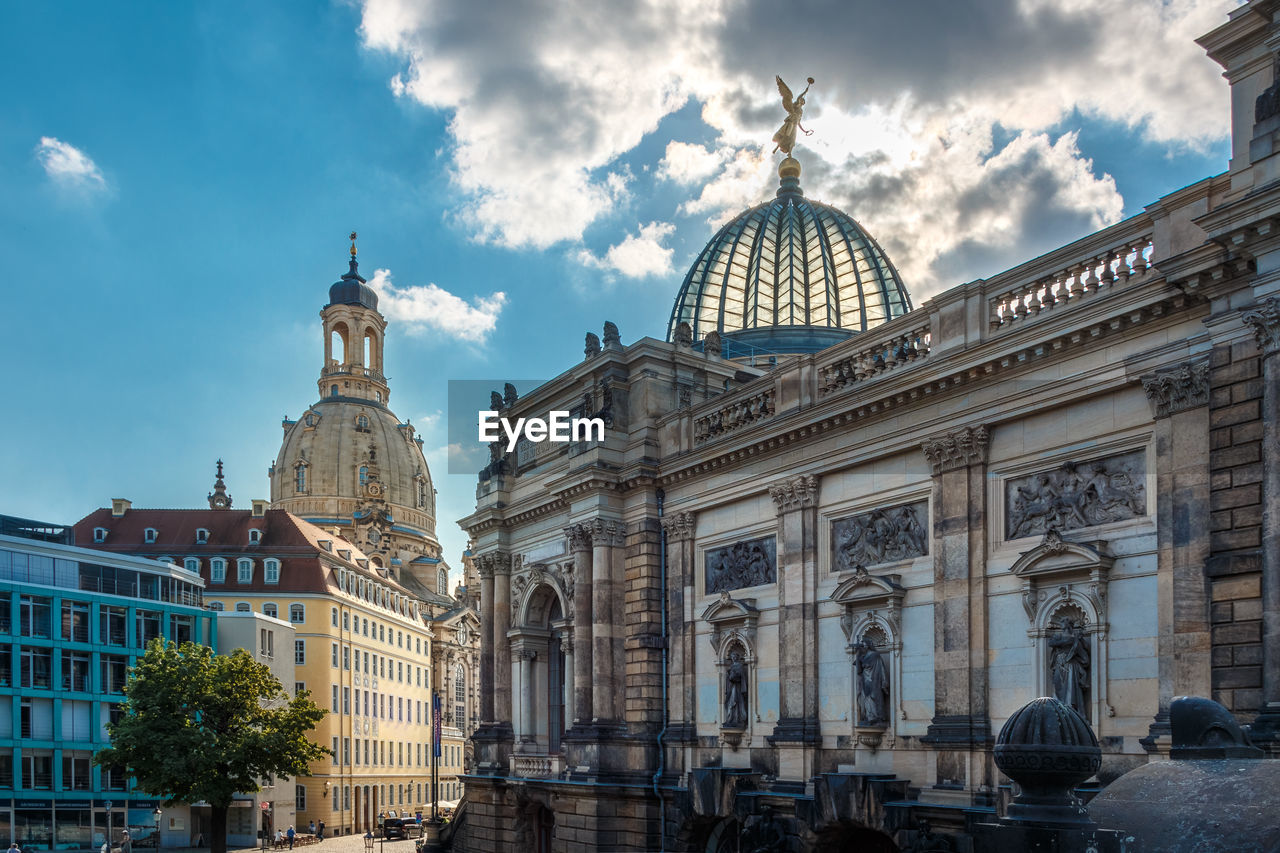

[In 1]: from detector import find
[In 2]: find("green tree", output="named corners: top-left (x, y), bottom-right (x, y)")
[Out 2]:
top-left (94, 640), bottom-right (330, 853)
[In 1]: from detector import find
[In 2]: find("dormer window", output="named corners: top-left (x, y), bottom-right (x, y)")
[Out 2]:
top-left (211, 558), bottom-right (227, 583)
top-left (184, 558), bottom-right (200, 573)
top-left (265, 559), bottom-right (280, 584)
top-left (305, 413), bottom-right (316, 427)
top-left (249, 529), bottom-right (262, 545)
top-left (196, 528), bottom-right (209, 544)
top-left (93, 527), bottom-right (107, 543)
top-left (237, 558), bottom-right (253, 583)
top-left (144, 528), bottom-right (158, 544)
top-left (356, 415), bottom-right (370, 433)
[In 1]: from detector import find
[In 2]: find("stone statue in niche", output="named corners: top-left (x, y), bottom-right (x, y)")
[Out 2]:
top-left (1006, 450), bottom-right (1145, 540)
top-left (1048, 617), bottom-right (1090, 718)
top-left (833, 500), bottom-right (928, 570)
top-left (855, 637), bottom-right (890, 727)
top-left (723, 651), bottom-right (748, 729)
top-left (705, 536), bottom-right (776, 593)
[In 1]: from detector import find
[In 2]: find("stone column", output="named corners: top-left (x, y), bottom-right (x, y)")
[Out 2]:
top-left (767, 474), bottom-right (821, 780)
top-left (562, 637), bottom-right (574, 711)
top-left (591, 518), bottom-right (625, 722)
top-left (1140, 359), bottom-right (1213, 750)
top-left (565, 524), bottom-right (594, 725)
top-left (1242, 299), bottom-right (1280, 744)
top-left (478, 559), bottom-right (496, 724)
top-left (920, 425), bottom-right (993, 792)
top-left (661, 511), bottom-right (697, 743)
top-left (517, 648), bottom-right (537, 743)
top-left (492, 553), bottom-right (514, 727)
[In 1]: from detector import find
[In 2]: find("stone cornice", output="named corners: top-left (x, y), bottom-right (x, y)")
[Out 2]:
top-left (1141, 359), bottom-right (1211, 418)
top-left (921, 425), bottom-right (989, 475)
top-left (1242, 296), bottom-right (1280, 356)
top-left (768, 474), bottom-right (820, 514)
top-left (660, 511), bottom-right (696, 542)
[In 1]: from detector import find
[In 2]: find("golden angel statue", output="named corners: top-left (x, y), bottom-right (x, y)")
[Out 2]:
top-left (772, 75), bottom-right (814, 156)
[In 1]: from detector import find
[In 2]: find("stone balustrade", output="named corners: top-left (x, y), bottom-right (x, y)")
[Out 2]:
top-left (987, 230), bottom-right (1153, 331)
top-left (694, 387), bottom-right (776, 444)
top-left (509, 753), bottom-right (564, 778)
top-left (818, 320), bottom-right (932, 397)
top-left (321, 364), bottom-right (387, 383)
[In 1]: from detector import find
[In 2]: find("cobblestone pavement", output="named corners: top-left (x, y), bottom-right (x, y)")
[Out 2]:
top-left (171, 834), bottom-right (424, 853)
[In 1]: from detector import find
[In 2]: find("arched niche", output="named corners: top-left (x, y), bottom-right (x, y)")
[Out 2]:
top-left (700, 593), bottom-right (759, 748)
top-left (832, 566), bottom-right (906, 745)
top-left (1009, 529), bottom-right (1115, 724)
top-left (510, 567), bottom-right (571, 758)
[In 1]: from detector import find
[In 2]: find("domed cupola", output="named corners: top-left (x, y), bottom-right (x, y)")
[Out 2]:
top-left (667, 156), bottom-right (913, 360)
top-left (328, 231), bottom-right (380, 311)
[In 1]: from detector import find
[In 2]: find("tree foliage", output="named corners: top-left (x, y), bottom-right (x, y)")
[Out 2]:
top-left (94, 640), bottom-right (329, 853)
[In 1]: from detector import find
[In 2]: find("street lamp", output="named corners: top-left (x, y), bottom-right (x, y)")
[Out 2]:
top-left (363, 831), bottom-right (373, 852)
top-left (153, 809), bottom-right (161, 851)
top-left (377, 813), bottom-right (385, 853)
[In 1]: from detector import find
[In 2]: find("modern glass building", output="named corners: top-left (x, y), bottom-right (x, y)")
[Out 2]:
top-left (0, 516), bottom-right (214, 851)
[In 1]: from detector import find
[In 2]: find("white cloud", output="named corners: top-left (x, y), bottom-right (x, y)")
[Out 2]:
top-left (357, 0), bottom-right (1232, 298)
top-left (366, 268), bottom-right (506, 343)
top-left (578, 221), bottom-right (677, 279)
top-left (35, 137), bottom-right (106, 192)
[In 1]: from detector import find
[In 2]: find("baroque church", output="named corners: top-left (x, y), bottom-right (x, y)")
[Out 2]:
top-left (450, 3), bottom-right (1280, 851)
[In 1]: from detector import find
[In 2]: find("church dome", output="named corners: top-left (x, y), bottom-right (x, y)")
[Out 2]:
top-left (329, 257), bottom-right (379, 311)
top-left (667, 157), bottom-right (912, 358)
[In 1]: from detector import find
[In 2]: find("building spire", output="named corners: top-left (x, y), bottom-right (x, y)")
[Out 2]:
top-left (347, 231), bottom-right (359, 277)
top-left (208, 459), bottom-right (233, 510)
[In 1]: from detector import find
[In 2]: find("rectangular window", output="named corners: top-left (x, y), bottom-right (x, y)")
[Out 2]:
top-left (237, 559), bottom-right (253, 583)
top-left (364, 691), bottom-right (370, 717)
top-left (61, 751), bottom-right (92, 791)
top-left (331, 607), bottom-right (338, 627)
top-left (260, 629), bottom-right (274, 658)
top-left (170, 614), bottom-right (194, 644)
top-left (61, 601), bottom-right (90, 642)
top-left (294, 640), bottom-right (305, 665)
top-left (100, 606), bottom-right (126, 646)
top-left (398, 697), bottom-right (403, 721)
top-left (332, 736), bottom-right (339, 764)
top-left (136, 610), bottom-right (162, 646)
top-left (20, 647), bottom-right (52, 689)
top-left (295, 784), bottom-right (306, 811)
top-left (343, 687), bottom-right (350, 715)
top-left (210, 559), bottom-right (226, 583)
top-left (397, 661), bottom-right (403, 681)
top-left (342, 738), bottom-right (350, 766)
top-left (343, 786), bottom-right (350, 811)
top-left (19, 596), bottom-right (51, 638)
top-left (343, 646), bottom-right (350, 670)
top-left (0, 749), bottom-right (11, 787)
top-left (295, 681), bottom-right (304, 695)
top-left (331, 684), bottom-right (338, 713)
top-left (398, 742), bottom-right (403, 766)
top-left (100, 655), bottom-right (128, 694)
top-left (332, 643), bottom-right (338, 667)
top-left (61, 651), bottom-right (90, 691)
top-left (22, 750), bottom-right (53, 789)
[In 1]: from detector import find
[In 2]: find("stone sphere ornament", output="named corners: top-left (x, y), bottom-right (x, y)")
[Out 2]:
top-left (993, 696), bottom-right (1101, 826)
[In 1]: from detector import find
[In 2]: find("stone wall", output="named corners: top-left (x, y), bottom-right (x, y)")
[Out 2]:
top-left (1207, 338), bottom-right (1265, 717)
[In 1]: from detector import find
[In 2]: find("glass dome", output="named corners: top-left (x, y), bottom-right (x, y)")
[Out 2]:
top-left (667, 157), bottom-right (912, 358)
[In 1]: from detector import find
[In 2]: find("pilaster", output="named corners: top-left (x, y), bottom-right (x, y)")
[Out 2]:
top-left (661, 511), bottom-right (698, 745)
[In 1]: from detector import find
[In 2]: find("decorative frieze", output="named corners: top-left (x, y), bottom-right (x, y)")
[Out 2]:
top-left (1242, 297), bottom-right (1280, 356)
top-left (661, 511), bottom-right (696, 542)
top-left (1005, 450), bottom-right (1146, 540)
top-left (921, 425), bottom-right (989, 474)
top-left (1141, 359), bottom-right (1209, 418)
top-left (768, 474), bottom-right (819, 514)
top-left (705, 535), bottom-right (777, 594)
top-left (832, 500), bottom-right (928, 571)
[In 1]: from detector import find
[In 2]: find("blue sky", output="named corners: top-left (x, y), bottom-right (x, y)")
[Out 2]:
top-left (1, 0), bottom-right (1236, 576)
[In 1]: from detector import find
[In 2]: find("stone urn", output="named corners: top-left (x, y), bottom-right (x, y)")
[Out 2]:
top-left (993, 696), bottom-right (1101, 826)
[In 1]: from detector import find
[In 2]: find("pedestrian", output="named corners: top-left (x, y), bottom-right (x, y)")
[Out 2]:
top-left (274, 829), bottom-right (283, 848)
top-left (286, 826), bottom-right (295, 850)
top-left (316, 821), bottom-right (324, 841)
top-left (120, 830), bottom-right (131, 853)
top-left (10, 841), bottom-right (22, 853)
top-left (307, 822), bottom-right (315, 837)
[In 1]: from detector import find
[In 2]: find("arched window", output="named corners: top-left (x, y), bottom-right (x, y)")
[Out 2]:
top-left (207, 601), bottom-right (224, 611)
top-left (235, 602), bottom-right (251, 612)
top-left (305, 412), bottom-right (316, 427)
top-left (183, 558), bottom-right (200, 573)
top-left (264, 559), bottom-right (281, 584)
top-left (248, 529), bottom-right (261, 544)
top-left (294, 464), bottom-right (307, 494)
top-left (437, 568), bottom-right (449, 597)
top-left (289, 604), bottom-right (305, 624)
top-left (93, 527), bottom-right (107, 543)
top-left (356, 414), bottom-right (370, 433)
top-left (417, 477), bottom-right (427, 509)
top-left (454, 665), bottom-right (466, 731)
top-left (359, 466), bottom-right (369, 487)
top-left (196, 528), bottom-right (209, 544)
top-left (144, 528), bottom-right (158, 543)
top-left (210, 558), bottom-right (226, 583)
top-left (237, 559), bottom-right (253, 583)
top-left (263, 603), bottom-right (278, 619)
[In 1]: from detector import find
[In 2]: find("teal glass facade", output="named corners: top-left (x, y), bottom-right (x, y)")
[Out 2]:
top-left (0, 528), bottom-right (215, 851)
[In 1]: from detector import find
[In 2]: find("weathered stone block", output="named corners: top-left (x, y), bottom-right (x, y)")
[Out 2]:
top-left (1233, 643), bottom-right (1263, 665)
top-left (1233, 599), bottom-right (1263, 621)
top-left (1211, 528), bottom-right (1261, 551)
top-left (1213, 665), bottom-right (1261, 689)
top-left (1211, 601), bottom-right (1234, 624)
top-left (1211, 575), bottom-right (1261, 601)
top-left (1210, 443), bottom-right (1261, 469)
top-left (1209, 400), bottom-right (1259, 427)
top-left (1212, 622), bottom-right (1262, 644)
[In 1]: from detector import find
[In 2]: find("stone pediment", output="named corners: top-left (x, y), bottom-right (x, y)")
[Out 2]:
top-left (1009, 529), bottom-right (1113, 580)
top-left (701, 593), bottom-right (758, 658)
top-left (1008, 530), bottom-right (1113, 628)
top-left (831, 566), bottom-right (905, 607)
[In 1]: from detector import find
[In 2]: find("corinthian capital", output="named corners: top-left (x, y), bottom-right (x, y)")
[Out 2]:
top-left (1141, 359), bottom-right (1209, 419)
top-left (564, 523), bottom-right (593, 553)
top-left (921, 425), bottom-right (989, 475)
top-left (475, 551), bottom-right (512, 578)
top-left (589, 517), bottom-right (626, 547)
top-left (1242, 298), bottom-right (1280, 357)
top-left (661, 511), bottom-right (697, 542)
top-left (768, 474), bottom-right (820, 514)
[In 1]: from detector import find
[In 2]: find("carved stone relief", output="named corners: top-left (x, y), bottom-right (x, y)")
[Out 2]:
top-left (705, 535), bottom-right (776, 594)
top-left (832, 500), bottom-right (928, 571)
top-left (1005, 449), bottom-right (1145, 540)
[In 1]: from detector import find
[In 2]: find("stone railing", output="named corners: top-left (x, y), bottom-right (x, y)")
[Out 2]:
top-left (694, 386), bottom-right (776, 444)
top-left (509, 753), bottom-right (564, 778)
top-left (322, 364), bottom-right (387, 383)
top-left (818, 318), bottom-right (932, 397)
top-left (987, 226), bottom-right (1153, 332)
